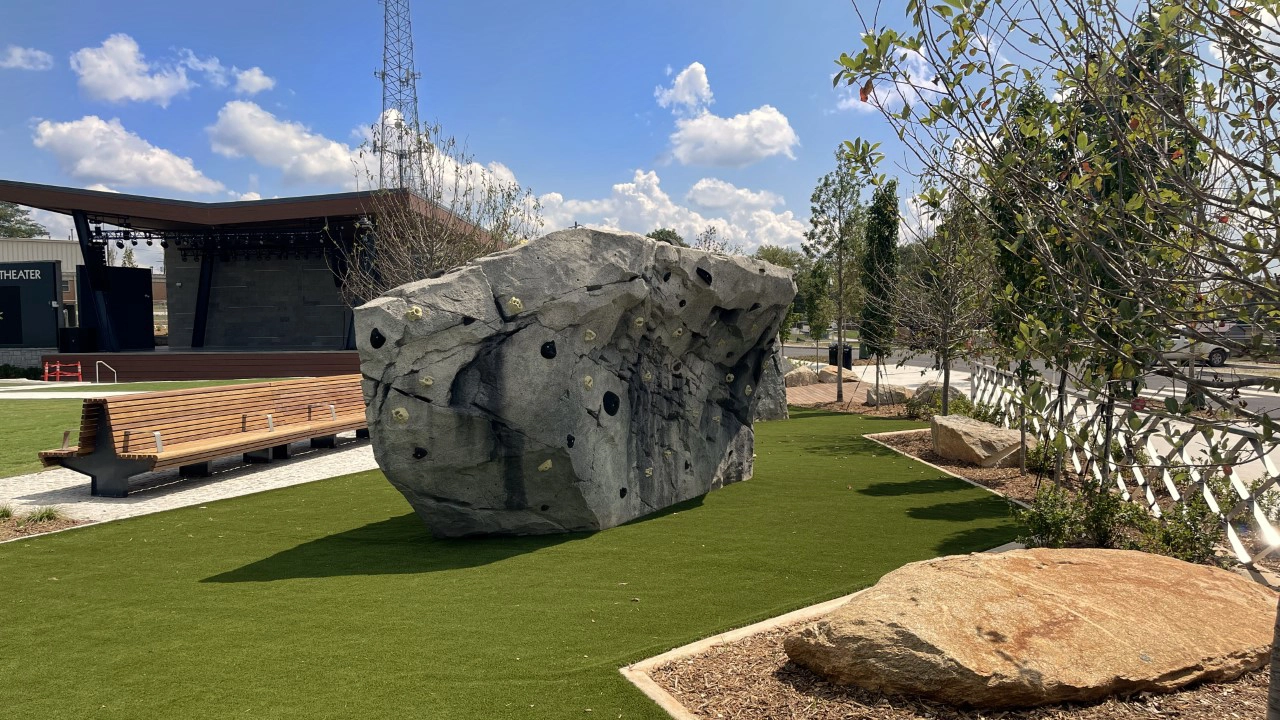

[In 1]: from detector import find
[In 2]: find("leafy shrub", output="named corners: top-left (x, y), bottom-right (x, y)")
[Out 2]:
top-left (905, 388), bottom-right (1005, 425)
top-left (1016, 484), bottom-right (1080, 548)
top-left (0, 364), bottom-right (40, 380)
top-left (967, 402), bottom-right (1006, 425)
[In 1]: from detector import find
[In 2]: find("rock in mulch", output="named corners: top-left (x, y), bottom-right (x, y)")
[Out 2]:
top-left (913, 380), bottom-right (963, 408)
top-left (817, 365), bottom-right (852, 383)
top-left (783, 548), bottom-right (1278, 709)
top-left (931, 413), bottom-right (1034, 468)
top-left (784, 366), bottom-right (819, 387)
top-left (864, 384), bottom-right (910, 405)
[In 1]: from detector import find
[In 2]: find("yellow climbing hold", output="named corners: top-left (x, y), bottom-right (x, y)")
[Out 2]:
top-left (584, 329), bottom-right (597, 342)
top-left (633, 316), bottom-right (646, 327)
top-left (673, 327), bottom-right (684, 337)
top-left (419, 375), bottom-right (434, 387)
top-left (725, 372), bottom-right (735, 383)
top-left (644, 467), bottom-right (654, 477)
top-left (405, 305), bottom-right (424, 320)
top-left (745, 385), bottom-right (753, 396)
top-left (507, 296), bottom-right (524, 313)
top-left (539, 459), bottom-right (553, 472)
top-left (392, 407), bottom-right (409, 423)
top-left (583, 376), bottom-right (594, 390)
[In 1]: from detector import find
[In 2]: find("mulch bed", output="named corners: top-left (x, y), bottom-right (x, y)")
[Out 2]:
top-left (649, 621), bottom-right (1267, 720)
top-left (869, 428), bottom-right (1046, 505)
top-left (0, 515), bottom-right (83, 541)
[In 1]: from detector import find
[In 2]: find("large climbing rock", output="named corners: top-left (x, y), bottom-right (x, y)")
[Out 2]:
top-left (754, 344), bottom-right (789, 422)
top-left (784, 548), bottom-right (1277, 709)
top-left (354, 228), bottom-right (796, 537)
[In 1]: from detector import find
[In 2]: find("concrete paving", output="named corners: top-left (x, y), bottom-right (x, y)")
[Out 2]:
top-left (0, 433), bottom-right (377, 526)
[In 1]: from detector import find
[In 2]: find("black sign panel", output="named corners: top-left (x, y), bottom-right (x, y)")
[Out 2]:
top-left (0, 286), bottom-right (21, 345)
top-left (0, 262), bottom-right (61, 348)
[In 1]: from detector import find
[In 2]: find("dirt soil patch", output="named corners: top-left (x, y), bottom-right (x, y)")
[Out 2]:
top-left (0, 515), bottom-right (83, 542)
top-left (648, 620), bottom-right (1266, 720)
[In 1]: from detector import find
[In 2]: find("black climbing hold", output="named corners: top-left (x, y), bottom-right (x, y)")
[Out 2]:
top-left (672, 362), bottom-right (683, 373)
top-left (619, 487), bottom-right (628, 499)
top-left (684, 460), bottom-right (692, 471)
top-left (726, 352), bottom-right (734, 359)
top-left (462, 316), bottom-right (476, 325)
top-left (540, 504), bottom-right (550, 512)
top-left (679, 299), bottom-right (687, 308)
top-left (662, 271), bottom-right (671, 282)
top-left (567, 434), bottom-right (575, 448)
top-left (540, 340), bottom-right (557, 359)
top-left (603, 391), bottom-right (620, 416)
top-left (369, 328), bottom-right (386, 348)
top-left (412, 447), bottom-right (428, 459)
top-left (586, 284), bottom-right (603, 292)
top-left (750, 302), bottom-right (761, 311)
top-left (758, 267), bottom-right (766, 274)
top-left (696, 267), bottom-right (713, 284)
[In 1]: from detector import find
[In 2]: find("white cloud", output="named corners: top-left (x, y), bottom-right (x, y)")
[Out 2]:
top-left (208, 101), bottom-right (363, 187)
top-left (686, 177), bottom-right (783, 210)
top-left (539, 170), bottom-right (805, 253)
top-left (1, 45), bottom-right (53, 71)
top-left (235, 191), bottom-right (262, 200)
top-left (234, 66), bottom-right (275, 95)
top-left (669, 106), bottom-right (798, 167)
top-left (84, 183), bottom-right (119, 193)
top-left (70, 34), bottom-right (194, 106)
top-left (33, 115), bottom-right (224, 194)
top-left (178, 48), bottom-right (228, 87)
top-left (657, 63), bottom-right (799, 167)
top-left (655, 62), bottom-right (713, 114)
top-left (26, 209), bottom-right (75, 240)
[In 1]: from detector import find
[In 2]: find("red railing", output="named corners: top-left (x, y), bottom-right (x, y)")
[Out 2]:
top-left (43, 361), bottom-right (83, 382)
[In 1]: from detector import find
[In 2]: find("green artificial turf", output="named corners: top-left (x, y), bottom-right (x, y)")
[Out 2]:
top-left (0, 399), bottom-right (85, 478)
top-left (0, 408), bottom-right (1021, 719)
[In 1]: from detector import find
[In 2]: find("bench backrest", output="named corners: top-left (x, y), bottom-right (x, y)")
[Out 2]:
top-left (88, 375), bottom-right (365, 455)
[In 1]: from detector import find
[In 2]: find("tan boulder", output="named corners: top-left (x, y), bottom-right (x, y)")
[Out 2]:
top-left (817, 365), bottom-right (851, 383)
top-left (784, 366), bottom-right (819, 387)
top-left (931, 414), bottom-right (1032, 468)
top-left (914, 380), bottom-right (963, 408)
top-left (784, 548), bottom-right (1277, 709)
top-left (864, 384), bottom-right (911, 405)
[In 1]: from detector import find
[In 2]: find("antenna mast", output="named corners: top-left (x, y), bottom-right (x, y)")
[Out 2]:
top-left (376, 0), bottom-right (423, 191)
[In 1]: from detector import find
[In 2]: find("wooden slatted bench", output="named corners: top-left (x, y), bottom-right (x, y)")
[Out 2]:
top-left (39, 375), bottom-right (370, 497)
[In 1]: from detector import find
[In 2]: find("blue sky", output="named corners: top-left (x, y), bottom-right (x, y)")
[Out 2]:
top-left (0, 0), bottom-right (914, 265)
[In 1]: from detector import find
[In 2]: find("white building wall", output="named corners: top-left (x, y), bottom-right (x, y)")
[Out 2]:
top-left (0, 237), bottom-right (83, 267)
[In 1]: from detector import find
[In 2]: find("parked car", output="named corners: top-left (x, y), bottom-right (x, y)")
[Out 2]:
top-left (1165, 324), bottom-right (1230, 367)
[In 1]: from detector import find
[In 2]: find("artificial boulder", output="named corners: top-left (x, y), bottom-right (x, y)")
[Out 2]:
top-left (931, 414), bottom-right (1033, 468)
top-left (754, 345), bottom-right (789, 421)
top-left (914, 380), bottom-right (963, 408)
top-left (784, 366), bottom-right (818, 387)
top-left (355, 228), bottom-right (796, 537)
top-left (784, 548), bottom-right (1277, 709)
top-left (864, 384), bottom-right (910, 405)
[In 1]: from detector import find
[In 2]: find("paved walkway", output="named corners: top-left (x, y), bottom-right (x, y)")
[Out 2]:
top-left (0, 434), bottom-right (377, 526)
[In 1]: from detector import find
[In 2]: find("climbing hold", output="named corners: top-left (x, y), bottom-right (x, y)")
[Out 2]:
top-left (674, 327), bottom-right (684, 337)
top-left (644, 467), bottom-right (654, 477)
top-left (507, 296), bottom-right (524, 313)
top-left (634, 316), bottom-right (646, 328)
top-left (725, 372), bottom-right (735, 383)
top-left (538, 459), bottom-right (553, 472)
top-left (584, 329), bottom-right (597, 342)
top-left (392, 407), bottom-right (409, 423)
top-left (419, 375), bottom-right (434, 387)
top-left (745, 385), bottom-right (754, 396)
top-left (583, 376), bottom-right (594, 390)
top-left (405, 305), bottom-right (424, 320)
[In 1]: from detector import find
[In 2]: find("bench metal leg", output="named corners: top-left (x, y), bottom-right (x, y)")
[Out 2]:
top-left (271, 444), bottom-right (292, 460)
top-left (356, 428), bottom-right (370, 439)
top-left (180, 462), bottom-right (212, 478)
top-left (310, 435), bottom-right (337, 449)
top-left (243, 449), bottom-right (272, 463)
top-left (61, 455), bottom-right (152, 498)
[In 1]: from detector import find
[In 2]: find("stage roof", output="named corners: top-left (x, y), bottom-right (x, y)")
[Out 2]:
top-left (0, 180), bottom-right (445, 232)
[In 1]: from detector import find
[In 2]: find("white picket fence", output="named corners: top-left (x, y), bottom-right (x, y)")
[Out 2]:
top-left (971, 363), bottom-right (1280, 567)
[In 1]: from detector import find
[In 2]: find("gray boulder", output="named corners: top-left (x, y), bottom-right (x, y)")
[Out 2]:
top-left (784, 366), bottom-right (818, 387)
top-left (914, 380), bottom-right (964, 408)
top-left (864, 384), bottom-right (910, 405)
top-left (753, 344), bottom-right (789, 421)
top-left (354, 228), bottom-right (796, 537)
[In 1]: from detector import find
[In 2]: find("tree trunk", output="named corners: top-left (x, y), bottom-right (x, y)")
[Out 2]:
top-left (1018, 361), bottom-right (1028, 473)
top-left (942, 357), bottom-right (952, 417)
top-left (836, 270), bottom-right (845, 403)
top-left (1054, 365), bottom-right (1068, 486)
top-left (875, 355), bottom-right (882, 409)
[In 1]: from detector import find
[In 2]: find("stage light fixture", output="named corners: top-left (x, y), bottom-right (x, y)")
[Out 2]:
top-left (115, 241), bottom-right (125, 249)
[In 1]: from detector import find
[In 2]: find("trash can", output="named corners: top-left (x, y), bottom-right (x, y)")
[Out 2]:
top-left (858, 342), bottom-right (872, 360)
top-left (827, 344), bottom-right (853, 369)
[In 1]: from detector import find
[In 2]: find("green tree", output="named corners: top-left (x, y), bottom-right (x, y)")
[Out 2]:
top-left (121, 247), bottom-right (139, 268)
top-left (646, 227), bottom-right (687, 247)
top-left (861, 179), bottom-right (899, 407)
top-left (0, 202), bottom-right (48, 238)
top-left (754, 244), bottom-right (808, 343)
top-left (804, 148), bottom-right (866, 402)
top-left (799, 261), bottom-right (835, 361)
